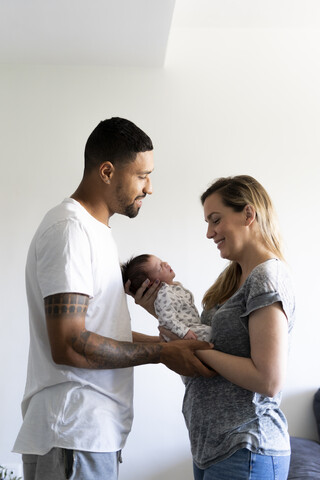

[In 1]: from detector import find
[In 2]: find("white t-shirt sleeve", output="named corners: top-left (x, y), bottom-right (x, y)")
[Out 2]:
top-left (36, 218), bottom-right (94, 298)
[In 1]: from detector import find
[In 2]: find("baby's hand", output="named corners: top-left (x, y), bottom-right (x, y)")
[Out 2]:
top-left (183, 329), bottom-right (198, 340)
top-left (158, 326), bottom-right (180, 342)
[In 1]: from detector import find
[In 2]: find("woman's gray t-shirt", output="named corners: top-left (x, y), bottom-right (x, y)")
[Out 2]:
top-left (182, 259), bottom-right (295, 469)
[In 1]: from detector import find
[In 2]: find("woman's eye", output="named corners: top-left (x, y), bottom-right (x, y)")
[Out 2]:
top-left (212, 218), bottom-right (220, 225)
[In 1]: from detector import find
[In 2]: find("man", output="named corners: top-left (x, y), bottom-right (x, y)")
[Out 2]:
top-left (13, 117), bottom-right (213, 480)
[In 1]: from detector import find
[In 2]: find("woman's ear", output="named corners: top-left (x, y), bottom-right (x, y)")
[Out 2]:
top-left (99, 161), bottom-right (114, 184)
top-left (244, 205), bottom-right (256, 226)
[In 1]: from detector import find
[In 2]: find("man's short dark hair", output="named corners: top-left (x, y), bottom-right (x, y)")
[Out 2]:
top-left (84, 117), bottom-right (153, 172)
top-left (121, 254), bottom-right (151, 294)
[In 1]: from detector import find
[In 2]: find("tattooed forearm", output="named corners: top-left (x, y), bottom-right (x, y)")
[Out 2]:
top-left (45, 293), bottom-right (89, 316)
top-left (45, 293), bottom-right (208, 376)
top-left (45, 292), bottom-right (163, 369)
top-left (72, 330), bottom-right (163, 369)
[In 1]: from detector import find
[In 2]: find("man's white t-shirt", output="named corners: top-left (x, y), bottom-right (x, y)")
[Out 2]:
top-left (13, 198), bottom-right (133, 455)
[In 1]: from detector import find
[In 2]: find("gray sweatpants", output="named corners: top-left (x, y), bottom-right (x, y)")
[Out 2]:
top-left (22, 448), bottom-right (121, 480)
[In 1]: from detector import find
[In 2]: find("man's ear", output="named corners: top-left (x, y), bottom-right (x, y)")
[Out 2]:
top-left (99, 161), bottom-right (114, 184)
top-left (244, 205), bottom-right (256, 226)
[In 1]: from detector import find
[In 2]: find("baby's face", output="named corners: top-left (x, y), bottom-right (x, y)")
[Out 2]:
top-left (145, 255), bottom-right (176, 284)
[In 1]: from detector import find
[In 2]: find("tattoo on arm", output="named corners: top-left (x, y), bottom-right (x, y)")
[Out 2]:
top-left (45, 293), bottom-right (89, 316)
top-left (45, 292), bottom-right (163, 369)
top-left (72, 331), bottom-right (163, 369)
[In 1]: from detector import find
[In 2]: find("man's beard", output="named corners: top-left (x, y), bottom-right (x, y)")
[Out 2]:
top-left (115, 185), bottom-right (145, 218)
top-left (124, 202), bottom-right (140, 218)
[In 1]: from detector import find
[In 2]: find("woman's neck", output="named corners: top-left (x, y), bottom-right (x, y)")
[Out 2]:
top-left (238, 250), bottom-right (276, 287)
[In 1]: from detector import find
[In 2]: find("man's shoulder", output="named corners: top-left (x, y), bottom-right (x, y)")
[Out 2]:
top-left (36, 199), bottom-right (87, 236)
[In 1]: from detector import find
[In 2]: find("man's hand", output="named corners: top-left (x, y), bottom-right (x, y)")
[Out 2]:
top-left (45, 293), bottom-right (215, 377)
top-left (159, 340), bottom-right (215, 377)
top-left (125, 278), bottom-right (161, 317)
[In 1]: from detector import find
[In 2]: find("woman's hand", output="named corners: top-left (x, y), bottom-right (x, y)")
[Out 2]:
top-left (160, 339), bottom-right (216, 377)
top-left (125, 278), bottom-right (161, 317)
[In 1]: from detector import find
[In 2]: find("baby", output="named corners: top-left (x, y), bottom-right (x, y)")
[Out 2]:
top-left (121, 254), bottom-right (212, 342)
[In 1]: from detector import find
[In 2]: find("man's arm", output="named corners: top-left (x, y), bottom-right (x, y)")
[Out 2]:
top-left (45, 292), bottom-right (214, 377)
top-left (132, 332), bottom-right (161, 343)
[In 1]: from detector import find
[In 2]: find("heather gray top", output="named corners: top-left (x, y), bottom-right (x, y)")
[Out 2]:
top-left (183, 259), bottom-right (295, 469)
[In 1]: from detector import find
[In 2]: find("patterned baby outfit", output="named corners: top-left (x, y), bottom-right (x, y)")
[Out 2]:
top-left (154, 282), bottom-right (212, 341)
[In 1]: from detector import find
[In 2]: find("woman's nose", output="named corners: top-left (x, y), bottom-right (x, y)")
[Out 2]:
top-left (207, 224), bottom-right (215, 239)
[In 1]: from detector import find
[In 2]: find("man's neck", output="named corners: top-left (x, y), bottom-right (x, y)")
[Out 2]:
top-left (71, 183), bottom-right (111, 226)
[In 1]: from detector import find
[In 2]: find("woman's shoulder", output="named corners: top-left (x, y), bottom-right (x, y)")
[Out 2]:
top-left (244, 259), bottom-right (295, 326)
top-left (248, 258), bottom-right (289, 283)
top-left (245, 258), bottom-right (294, 303)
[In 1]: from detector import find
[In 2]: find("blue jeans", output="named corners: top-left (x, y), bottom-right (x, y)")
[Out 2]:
top-left (193, 448), bottom-right (290, 480)
top-left (23, 448), bottom-right (121, 480)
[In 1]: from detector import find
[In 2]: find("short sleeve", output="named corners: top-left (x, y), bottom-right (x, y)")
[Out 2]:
top-left (240, 260), bottom-right (295, 329)
top-left (36, 219), bottom-right (94, 298)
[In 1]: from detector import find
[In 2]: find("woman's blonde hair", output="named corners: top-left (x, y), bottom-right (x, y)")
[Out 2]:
top-left (201, 175), bottom-right (284, 310)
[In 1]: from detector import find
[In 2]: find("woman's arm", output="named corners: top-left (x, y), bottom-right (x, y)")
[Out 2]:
top-left (196, 302), bottom-right (288, 397)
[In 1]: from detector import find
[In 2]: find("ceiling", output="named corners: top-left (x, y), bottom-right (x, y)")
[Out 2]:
top-left (0, 0), bottom-right (319, 67)
top-left (0, 0), bottom-right (175, 66)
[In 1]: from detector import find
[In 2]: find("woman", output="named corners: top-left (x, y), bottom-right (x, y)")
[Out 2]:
top-left (131, 175), bottom-right (295, 480)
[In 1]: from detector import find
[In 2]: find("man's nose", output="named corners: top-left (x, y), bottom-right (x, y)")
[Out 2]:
top-left (143, 177), bottom-right (153, 195)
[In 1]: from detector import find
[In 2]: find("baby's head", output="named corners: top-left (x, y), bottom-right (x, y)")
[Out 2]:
top-left (121, 254), bottom-right (175, 294)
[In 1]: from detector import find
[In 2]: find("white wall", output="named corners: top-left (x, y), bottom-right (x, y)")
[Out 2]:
top-left (1, 26), bottom-right (320, 479)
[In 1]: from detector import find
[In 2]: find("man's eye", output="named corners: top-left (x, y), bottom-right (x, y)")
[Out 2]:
top-left (139, 175), bottom-right (147, 180)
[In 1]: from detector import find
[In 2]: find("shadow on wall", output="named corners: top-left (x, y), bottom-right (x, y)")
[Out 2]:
top-left (282, 388), bottom-right (319, 441)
